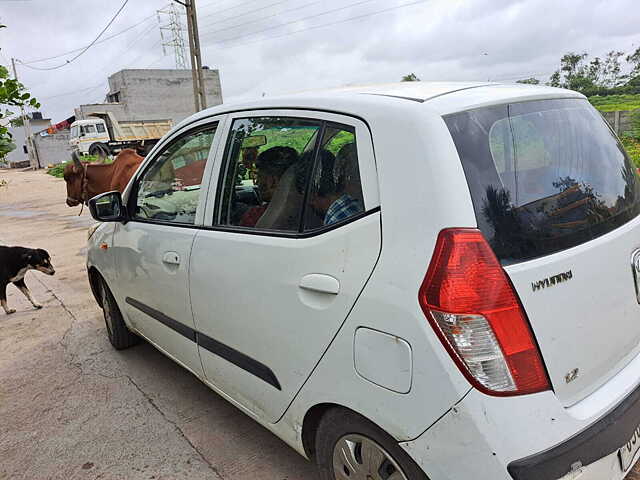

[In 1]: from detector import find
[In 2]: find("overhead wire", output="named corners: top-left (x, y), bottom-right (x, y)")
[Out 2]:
top-left (16, 0), bottom-right (131, 71)
top-left (202, 0), bottom-right (421, 46)
top-left (38, 82), bottom-right (108, 101)
top-left (199, 0), bottom-right (322, 37)
top-left (202, 0), bottom-right (378, 43)
top-left (34, 26), bottom-right (161, 109)
top-left (199, 0), bottom-right (288, 22)
top-left (20, 13), bottom-right (156, 65)
top-left (198, 0), bottom-right (262, 16)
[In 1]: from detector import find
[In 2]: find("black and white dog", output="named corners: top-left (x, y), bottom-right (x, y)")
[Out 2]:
top-left (0, 246), bottom-right (55, 314)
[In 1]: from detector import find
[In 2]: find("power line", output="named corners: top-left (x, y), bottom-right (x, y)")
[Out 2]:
top-left (203, 0), bottom-right (379, 44)
top-left (16, 0), bottom-right (131, 71)
top-left (123, 39), bottom-right (164, 70)
top-left (126, 21), bottom-right (159, 49)
top-left (20, 13), bottom-right (156, 64)
top-left (37, 32), bottom-right (162, 108)
top-left (198, 0), bottom-right (261, 16)
top-left (203, 0), bottom-right (427, 48)
top-left (39, 82), bottom-right (107, 101)
top-left (200, 0), bottom-right (288, 22)
top-left (199, 0), bottom-right (320, 36)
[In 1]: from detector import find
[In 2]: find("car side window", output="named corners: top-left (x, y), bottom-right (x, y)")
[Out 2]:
top-left (96, 124), bottom-right (106, 134)
top-left (304, 125), bottom-right (364, 230)
top-left (216, 117), bottom-right (321, 232)
top-left (133, 125), bottom-right (216, 225)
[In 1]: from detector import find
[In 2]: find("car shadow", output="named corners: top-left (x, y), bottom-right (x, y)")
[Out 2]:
top-left (118, 340), bottom-right (319, 480)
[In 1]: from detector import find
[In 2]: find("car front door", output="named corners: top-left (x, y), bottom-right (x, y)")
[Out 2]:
top-left (112, 118), bottom-right (223, 376)
top-left (190, 111), bottom-right (382, 421)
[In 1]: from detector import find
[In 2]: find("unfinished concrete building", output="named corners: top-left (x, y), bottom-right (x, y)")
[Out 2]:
top-left (76, 68), bottom-right (223, 125)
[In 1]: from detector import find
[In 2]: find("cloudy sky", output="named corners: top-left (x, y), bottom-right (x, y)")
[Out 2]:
top-left (1, 0), bottom-right (639, 122)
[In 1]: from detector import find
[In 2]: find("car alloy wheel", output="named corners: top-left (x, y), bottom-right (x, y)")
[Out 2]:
top-left (332, 434), bottom-right (409, 480)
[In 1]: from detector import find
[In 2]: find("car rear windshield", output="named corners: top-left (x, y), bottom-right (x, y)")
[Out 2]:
top-left (444, 98), bottom-right (640, 264)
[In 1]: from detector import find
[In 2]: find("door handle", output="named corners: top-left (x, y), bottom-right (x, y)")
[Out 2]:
top-left (162, 251), bottom-right (181, 265)
top-left (299, 274), bottom-right (340, 295)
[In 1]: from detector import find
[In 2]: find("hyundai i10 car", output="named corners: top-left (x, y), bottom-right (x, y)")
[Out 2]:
top-left (87, 82), bottom-right (640, 480)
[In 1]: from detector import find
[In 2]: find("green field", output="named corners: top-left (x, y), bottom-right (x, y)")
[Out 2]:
top-left (588, 94), bottom-right (640, 166)
top-left (589, 94), bottom-right (640, 112)
top-left (621, 135), bottom-right (640, 166)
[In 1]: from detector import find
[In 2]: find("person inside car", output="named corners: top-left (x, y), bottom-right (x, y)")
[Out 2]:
top-left (239, 146), bottom-right (299, 227)
top-left (310, 143), bottom-right (364, 226)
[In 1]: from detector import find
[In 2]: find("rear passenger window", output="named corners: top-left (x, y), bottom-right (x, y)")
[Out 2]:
top-left (217, 117), bottom-right (321, 232)
top-left (96, 124), bottom-right (106, 133)
top-left (304, 125), bottom-right (364, 230)
top-left (216, 118), bottom-right (365, 234)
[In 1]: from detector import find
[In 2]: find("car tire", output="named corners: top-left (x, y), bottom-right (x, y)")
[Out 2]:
top-left (315, 408), bottom-right (430, 480)
top-left (99, 279), bottom-right (140, 350)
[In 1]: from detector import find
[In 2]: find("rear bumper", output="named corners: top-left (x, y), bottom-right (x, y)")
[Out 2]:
top-left (400, 372), bottom-right (640, 480)
top-left (508, 381), bottom-right (640, 480)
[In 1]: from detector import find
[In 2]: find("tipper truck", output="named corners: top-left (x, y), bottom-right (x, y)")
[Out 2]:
top-left (69, 112), bottom-right (172, 156)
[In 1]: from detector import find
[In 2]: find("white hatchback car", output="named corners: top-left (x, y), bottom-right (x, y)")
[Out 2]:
top-left (87, 82), bottom-right (640, 480)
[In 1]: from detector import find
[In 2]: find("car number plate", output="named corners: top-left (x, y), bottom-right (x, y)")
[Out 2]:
top-left (619, 424), bottom-right (640, 471)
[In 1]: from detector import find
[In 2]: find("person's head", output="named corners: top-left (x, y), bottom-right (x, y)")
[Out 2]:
top-left (254, 146), bottom-right (298, 202)
top-left (309, 143), bottom-right (361, 215)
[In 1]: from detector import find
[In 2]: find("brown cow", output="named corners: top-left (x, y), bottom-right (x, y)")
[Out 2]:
top-left (63, 149), bottom-right (144, 207)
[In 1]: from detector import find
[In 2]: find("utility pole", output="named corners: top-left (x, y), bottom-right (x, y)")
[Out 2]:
top-left (180, 0), bottom-right (207, 112)
top-left (10, 58), bottom-right (39, 168)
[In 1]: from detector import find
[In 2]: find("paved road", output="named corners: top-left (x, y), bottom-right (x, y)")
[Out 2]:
top-left (0, 168), bottom-right (316, 480)
top-left (2, 168), bottom-right (640, 480)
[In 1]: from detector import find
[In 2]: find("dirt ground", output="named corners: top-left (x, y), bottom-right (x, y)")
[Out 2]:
top-left (1, 167), bottom-right (640, 480)
top-left (0, 168), bottom-right (316, 479)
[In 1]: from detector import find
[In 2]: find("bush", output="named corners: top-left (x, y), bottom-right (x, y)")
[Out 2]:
top-left (47, 162), bottom-right (68, 178)
top-left (47, 155), bottom-right (103, 178)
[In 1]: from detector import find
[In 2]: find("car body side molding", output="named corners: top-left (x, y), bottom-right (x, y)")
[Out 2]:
top-left (126, 297), bottom-right (197, 342)
top-left (125, 297), bottom-right (282, 390)
top-left (196, 332), bottom-right (282, 391)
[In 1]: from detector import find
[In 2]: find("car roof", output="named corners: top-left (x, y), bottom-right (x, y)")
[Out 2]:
top-left (174, 82), bottom-right (586, 131)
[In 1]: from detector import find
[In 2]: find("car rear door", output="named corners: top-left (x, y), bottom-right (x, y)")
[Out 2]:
top-left (112, 116), bottom-right (225, 376)
top-left (445, 98), bottom-right (640, 406)
top-left (189, 110), bottom-right (381, 421)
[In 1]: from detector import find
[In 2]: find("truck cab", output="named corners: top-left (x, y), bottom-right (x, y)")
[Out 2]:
top-left (69, 119), bottom-right (110, 155)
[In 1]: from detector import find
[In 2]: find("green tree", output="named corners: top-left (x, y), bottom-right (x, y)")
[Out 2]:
top-left (401, 73), bottom-right (420, 82)
top-left (546, 52), bottom-right (603, 92)
top-left (0, 24), bottom-right (40, 159)
top-left (547, 70), bottom-right (561, 87)
top-left (602, 50), bottom-right (625, 87)
top-left (627, 47), bottom-right (640, 80)
top-left (516, 77), bottom-right (540, 85)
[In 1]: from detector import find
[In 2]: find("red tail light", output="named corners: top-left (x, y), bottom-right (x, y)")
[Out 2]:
top-left (419, 228), bottom-right (550, 396)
